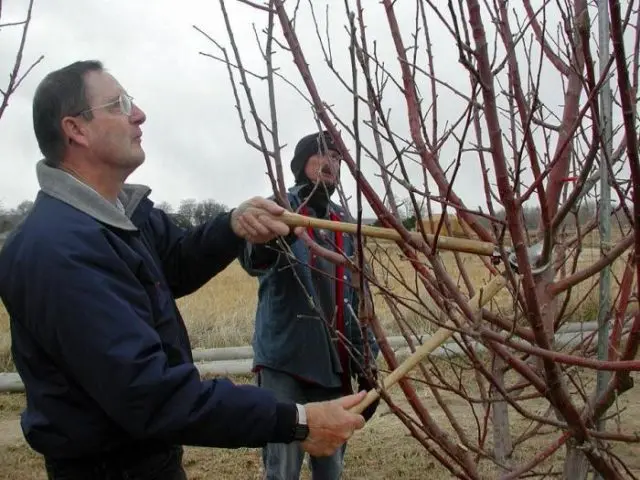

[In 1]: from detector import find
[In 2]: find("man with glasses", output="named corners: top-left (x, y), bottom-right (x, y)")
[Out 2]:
top-left (0, 60), bottom-right (368, 480)
top-left (238, 130), bottom-right (381, 480)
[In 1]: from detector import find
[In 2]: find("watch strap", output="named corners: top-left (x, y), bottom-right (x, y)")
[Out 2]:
top-left (293, 403), bottom-right (309, 441)
top-left (295, 403), bottom-right (307, 425)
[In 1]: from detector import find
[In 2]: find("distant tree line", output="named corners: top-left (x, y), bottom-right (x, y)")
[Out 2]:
top-left (0, 198), bottom-right (228, 235)
top-left (1, 196), bottom-right (626, 237)
top-left (377, 198), bottom-right (627, 233)
top-left (154, 199), bottom-right (228, 229)
top-left (0, 200), bottom-right (34, 234)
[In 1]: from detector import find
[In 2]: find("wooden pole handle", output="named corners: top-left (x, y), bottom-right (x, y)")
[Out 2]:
top-left (280, 211), bottom-right (497, 256)
top-left (349, 274), bottom-right (507, 415)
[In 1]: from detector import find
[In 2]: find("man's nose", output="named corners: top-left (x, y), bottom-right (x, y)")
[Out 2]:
top-left (130, 103), bottom-right (146, 125)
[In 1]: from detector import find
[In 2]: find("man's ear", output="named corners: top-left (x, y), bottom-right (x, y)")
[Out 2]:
top-left (61, 116), bottom-right (90, 148)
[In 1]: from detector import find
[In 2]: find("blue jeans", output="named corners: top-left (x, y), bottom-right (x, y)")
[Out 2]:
top-left (257, 367), bottom-right (347, 480)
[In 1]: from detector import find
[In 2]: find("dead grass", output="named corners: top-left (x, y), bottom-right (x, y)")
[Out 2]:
top-left (0, 239), bottom-right (630, 376)
top-left (0, 231), bottom-right (637, 478)
top-left (0, 369), bottom-right (638, 479)
top-left (0, 388), bottom-right (440, 479)
top-left (172, 241), bottom-right (628, 350)
top-left (0, 234), bottom-right (628, 358)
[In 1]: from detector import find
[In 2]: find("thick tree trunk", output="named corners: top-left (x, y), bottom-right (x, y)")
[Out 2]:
top-left (563, 440), bottom-right (590, 480)
top-left (537, 265), bottom-right (590, 478)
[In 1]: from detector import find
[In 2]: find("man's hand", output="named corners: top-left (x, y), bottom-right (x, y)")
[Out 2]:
top-left (231, 197), bottom-right (303, 244)
top-left (300, 390), bottom-right (367, 457)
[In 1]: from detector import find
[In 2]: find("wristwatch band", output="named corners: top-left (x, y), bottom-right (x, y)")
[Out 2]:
top-left (296, 403), bottom-right (307, 425)
top-left (293, 403), bottom-right (309, 441)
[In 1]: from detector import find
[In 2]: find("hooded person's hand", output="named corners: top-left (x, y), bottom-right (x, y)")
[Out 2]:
top-left (230, 197), bottom-right (304, 244)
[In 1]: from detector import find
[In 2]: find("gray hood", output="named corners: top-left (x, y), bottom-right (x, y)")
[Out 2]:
top-left (36, 159), bottom-right (151, 231)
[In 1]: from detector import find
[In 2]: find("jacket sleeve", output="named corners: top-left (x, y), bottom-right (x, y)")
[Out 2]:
top-left (238, 233), bottom-right (299, 277)
top-left (237, 193), bottom-right (300, 277)
top-left (146, 208), bottom-right (245, 298)
top-left (345, 285), bottom-right (380, 377)
top-left (30, 229), bottom-right (297, 448)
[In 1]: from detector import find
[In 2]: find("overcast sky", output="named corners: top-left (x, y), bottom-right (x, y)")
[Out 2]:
top-left (0, 1), bottom-right (623, 218)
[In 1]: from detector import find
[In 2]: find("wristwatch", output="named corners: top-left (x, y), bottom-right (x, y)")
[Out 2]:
top-left (293, 403), bottom-right (309, 441)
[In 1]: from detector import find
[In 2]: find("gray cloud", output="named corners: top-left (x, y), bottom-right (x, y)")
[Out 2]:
top-left (1, 1), bottom-right (588, 219)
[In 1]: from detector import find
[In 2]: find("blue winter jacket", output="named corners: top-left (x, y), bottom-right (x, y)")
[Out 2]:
top-left (238, 185), bottom-right (379, 389)
top-left (0, 161), bottom-right (297, 461)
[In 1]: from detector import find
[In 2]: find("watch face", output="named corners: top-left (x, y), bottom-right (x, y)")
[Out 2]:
top-left (294, 424), bottom-right (309, 441)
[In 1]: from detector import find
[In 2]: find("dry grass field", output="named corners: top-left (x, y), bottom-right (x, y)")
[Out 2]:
top-left (0, 238), bottom-right (638, 478)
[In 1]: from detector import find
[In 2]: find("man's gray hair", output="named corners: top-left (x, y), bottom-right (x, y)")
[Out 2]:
top-left (32, 60), bottom-right (104, 166)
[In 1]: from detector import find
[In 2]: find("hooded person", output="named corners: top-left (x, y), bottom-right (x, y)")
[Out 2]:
top-left (238, 130), bottom-right (380, 480)
top-left (289, 130), bottom-right (341, 217)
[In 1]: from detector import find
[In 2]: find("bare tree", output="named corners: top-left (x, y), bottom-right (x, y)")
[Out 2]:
top-left (0, 0), bottom-right (42, 123)
top-left (0, 0), bottom-right (40, 232)
top-left (155, 201), bottom-right (174, 215)
top-left (197, 1), bottom-right (640, 478)
top-left (194, 199), bottom-right (228, 225)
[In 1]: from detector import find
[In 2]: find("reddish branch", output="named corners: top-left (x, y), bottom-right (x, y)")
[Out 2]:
top-left (549, 234), bottom-right (633, 295)
top-left (272, 2), bottom-right (491, 476)
top-left (380, 0), bottom-right (494, 245)
top-left (592, 311), bottom-right (640, 422)
top-left (544, 3), bottom-right (587, 219)
top-left (384, 294), bottom-right (473, 450)
top-left (354, 0), bottom-right (400, 219)
top-left (551, 17), bottom-right (612, 236)
top-left (496, 1), bottom-right (552, 260)
top-left (522, 1), bottom-right (570, 75)
top-left (609, 254), bottom-right (635, 361)
top-left (475, 327), bottom-right (640, 371)
top-left (503, 431), bottom-right (571, 480)
top-left (608, 0), bottom-right (640, 345)
top-left (463, 1), bottom-right (619, 477)
top-left (217, 0), bottom-right (640, 476)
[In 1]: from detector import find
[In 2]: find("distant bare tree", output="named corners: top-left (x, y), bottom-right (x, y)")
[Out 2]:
top-left (168, 198), bottom-right (228, 228)
top-left (0, 0), bottom-right (40, 240)
top-left (13, 200), bottom-right (33, 216)
top-left (194, 199), bottom-right (227, 225)
top-left (176, 199), bottom-right (198, 228)
top-left (0, 0), bottom-right (42, 123)
top-left (155, 201), bottom-right (174, 214)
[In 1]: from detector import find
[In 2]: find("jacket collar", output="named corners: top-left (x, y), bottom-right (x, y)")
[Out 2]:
top-left (288, 184), bottom-right (346, 220)
top-left (36, 159), bottom-right (151, 231)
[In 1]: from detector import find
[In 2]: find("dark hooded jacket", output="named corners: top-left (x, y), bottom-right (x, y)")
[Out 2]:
top-left (0, 160), bottom-right (297, 461)
top-left (238, 184), bottom-right (379, 390)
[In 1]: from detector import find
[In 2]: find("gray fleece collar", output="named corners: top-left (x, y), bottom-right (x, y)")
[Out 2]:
top-left (36, 159), bottom-right (151, 231)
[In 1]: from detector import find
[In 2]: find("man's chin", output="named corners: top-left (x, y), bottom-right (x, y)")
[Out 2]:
top-left (131, 149), bottom-right (146, 166)
top-left (116, 153), bottom-right (145, 177)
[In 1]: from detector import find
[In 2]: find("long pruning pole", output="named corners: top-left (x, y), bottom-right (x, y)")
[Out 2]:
top-left (350, 274), bottom-right (508, 414)
top-left (280, 211), bottom-right (498, 257)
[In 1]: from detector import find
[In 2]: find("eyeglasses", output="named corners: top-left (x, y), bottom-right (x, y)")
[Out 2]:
top-left (74, 93), bottom-right (134, 117)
